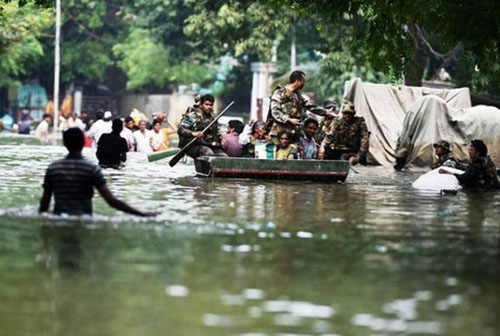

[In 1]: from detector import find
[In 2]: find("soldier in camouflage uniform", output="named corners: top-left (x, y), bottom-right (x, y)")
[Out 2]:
top-left (184, 93), bottom-right (201, 115)
top-left (177, 94), bottom-right (228, 159)
top-left (431, 140), bottom-right (458, 169)
top-left (318, 101), bottom-right (370, 165)
top-left (267, 70), bottom-right (326, 144)
top-left (440, 139), bottom-right (500, 189)
top-left (315, 99), bottom-right (337, 144)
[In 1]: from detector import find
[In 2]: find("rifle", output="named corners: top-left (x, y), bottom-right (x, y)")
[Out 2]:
top-left (169, 101), bottom-right (235, 167)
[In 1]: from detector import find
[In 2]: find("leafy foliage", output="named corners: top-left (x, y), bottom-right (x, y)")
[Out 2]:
top-left (113, 28), bottom-right (212, 91)
top-left (0, 0), bottom-right (52, 86)
top-left (279, 0), bottom-right (500, 96)
top-left (183, 0), bottom-right (293, 62)
top-left (3, 0), bottom-right (498, 100)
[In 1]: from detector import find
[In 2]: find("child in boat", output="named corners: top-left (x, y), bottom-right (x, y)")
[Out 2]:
top-left (241, 121), bottom-right (272, 158)
top-left (275, 130), bottom-right (298, 160)
top-left (222, 120), bottom-right (244, 157)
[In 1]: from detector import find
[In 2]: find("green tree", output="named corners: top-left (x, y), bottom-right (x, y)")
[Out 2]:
top-left (183, 0), bottom-right (293, 62)
top-left (112, 28), bottom-right (212, 91)
top-left (279, 0), bottom-right (500, 96)
top-left (0, 0), bottom-right (52, 87)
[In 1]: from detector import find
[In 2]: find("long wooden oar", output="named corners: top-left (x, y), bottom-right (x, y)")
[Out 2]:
top-left (147, 148), bottom-right (180, 162)
top-left (169, 101), bottom-right (235, 167)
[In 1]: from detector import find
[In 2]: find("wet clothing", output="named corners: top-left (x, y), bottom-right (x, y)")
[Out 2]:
top-left (18, 119), bottom-right (32, 134)
top-left (42, 153), bottom-right (106, 215)
top-left (35, 119), bottom-right (50, 143)
top-left (222, 133), bottom-right (243, 157)
top-left (96, 132), bottom-right (128, 168)
top-left (178, 106), bottom-right (225, 159)
top-left (275, 144), bottom-right (298, 160)
top-left (300, 135), bottom-right (318, 159)
top-left (120, 127), bottom-right (136, 151)
top-left (454, 155), bottom-right (500, 190)
top-left (432, 152), bottom-right (458, 170)
top-left (267, 85), bottom-right (326, 143)
top-left (321, 116), bottom-right (369, 162)
top-left (133, 129), bottom-right (153, 154)
top-left (87, 119), bottom-right (112, 148)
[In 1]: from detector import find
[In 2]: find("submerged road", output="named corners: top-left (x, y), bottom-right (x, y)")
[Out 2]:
top-left (1, 139), bottom-right (499, 336)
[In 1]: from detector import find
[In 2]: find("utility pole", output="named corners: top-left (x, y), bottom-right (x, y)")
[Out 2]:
top-left (53, 0), bottom-right (61, 132)
top-left (290, 27), bottom-right (296, 71)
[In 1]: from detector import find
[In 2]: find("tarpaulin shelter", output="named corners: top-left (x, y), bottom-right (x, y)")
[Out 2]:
top-left (342, 78), bottom-right (471, 166)
top-left (395, 95), bottom-right (500, 167)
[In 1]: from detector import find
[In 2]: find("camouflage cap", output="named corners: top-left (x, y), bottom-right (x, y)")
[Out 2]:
top-left (341, 101), bottom-right (355, 114)
top-left (433, 140), bottom-right (450, 151)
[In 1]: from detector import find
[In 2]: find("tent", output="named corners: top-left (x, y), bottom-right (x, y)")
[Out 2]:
top-left (342, 78), bottom-right (471, 166)
top-left (395, 95), bottom-right (500, 167)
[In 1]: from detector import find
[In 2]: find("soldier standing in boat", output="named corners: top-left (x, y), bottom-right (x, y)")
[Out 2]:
top-left (318, 101), bottom-right (370, 165)
top-left (266, 70), bottom-right (327, 144)
top-left (177, 94), bottom-right (228, 159)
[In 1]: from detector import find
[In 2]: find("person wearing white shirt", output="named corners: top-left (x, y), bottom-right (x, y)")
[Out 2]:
top-left (35, 114), bottom-right (52, 143)
top-left (120, 117), bottom-right (136, 151)
top-left (133, 120), bottom-right (153, 153)
top-left (67, 112), bottom-right (85, 130)
top-left (87, 110), bottom-right (112, 148)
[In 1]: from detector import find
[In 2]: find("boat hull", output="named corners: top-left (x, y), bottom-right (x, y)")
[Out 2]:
top-left (195, 157), bottom-right (349, 182)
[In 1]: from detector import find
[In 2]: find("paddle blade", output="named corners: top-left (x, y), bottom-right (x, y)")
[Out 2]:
top-left (168, 150), bottom-right (185, 167)
top-left (147, 148), bottom-right (180, 162)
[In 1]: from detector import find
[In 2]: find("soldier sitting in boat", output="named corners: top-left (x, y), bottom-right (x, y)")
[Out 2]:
top-left (432, 140), bottom-right (458, 169)
top-left (439, 139), bottom-right (500, 190)
top-left (177, 94), bottom-right (228, 159)
top-left (315, 100), bottom-right (337, 144)
top-left (318, 101), bottom-right (369, 165)
top-left (266, 70), bottom-right (327, 145)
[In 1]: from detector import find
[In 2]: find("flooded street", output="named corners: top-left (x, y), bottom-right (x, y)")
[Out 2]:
top-left (1, 138), bottom-right (500, 336)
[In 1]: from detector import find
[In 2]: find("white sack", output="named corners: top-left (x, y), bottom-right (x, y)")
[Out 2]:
top-left (412, 167), bottom-right (464, 191)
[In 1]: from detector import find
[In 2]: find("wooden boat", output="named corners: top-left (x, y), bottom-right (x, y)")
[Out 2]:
top-left (194, 157), bottom-right (350, 182)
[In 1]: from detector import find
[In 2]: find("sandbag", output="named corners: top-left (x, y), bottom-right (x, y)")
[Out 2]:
top-left (412, 167), bottom-right (464, 191)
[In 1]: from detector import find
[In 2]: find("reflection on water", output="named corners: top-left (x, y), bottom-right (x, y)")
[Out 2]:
top-left (1, 140), bottom-right (500, 336)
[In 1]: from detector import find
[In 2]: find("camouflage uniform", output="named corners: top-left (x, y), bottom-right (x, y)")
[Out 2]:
top-left (177, 107), bottom-right (227, 159)
top-left (432, 152), bottom-right (458, 170)
top-left (315, 117), bottom-right (335, 144)
top-left (455, 155), bottom-right (500, 189)
top-left (321, 116), bottom-right (370, 162)
top-left (267, 85), bottom-right (325, 143)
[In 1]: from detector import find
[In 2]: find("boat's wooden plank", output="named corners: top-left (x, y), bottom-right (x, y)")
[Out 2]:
top-left (195, 157), bottom-right (350, 182)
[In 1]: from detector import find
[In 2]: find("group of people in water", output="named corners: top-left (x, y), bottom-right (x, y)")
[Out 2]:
top-left (428, 139), bottom-right (500, 190)
top-left (33, 69), bottom-right (499, 218)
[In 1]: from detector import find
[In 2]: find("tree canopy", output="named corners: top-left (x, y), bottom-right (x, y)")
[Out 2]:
top-left (0, 0), bottom-right (52, 87)
top-left (2, 0), bottom-right (499, 101)
top-left (279, 0), bottom-right (500, 94)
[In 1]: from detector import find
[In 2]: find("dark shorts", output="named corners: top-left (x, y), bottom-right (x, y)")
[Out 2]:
top-left (325, 148), bottom-right (356, 161)
top-left (186, 145), bottom-right (228, 159)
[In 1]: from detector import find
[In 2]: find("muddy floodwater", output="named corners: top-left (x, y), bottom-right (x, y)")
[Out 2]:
top-left (1, 136), bottom-right (499, 336)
